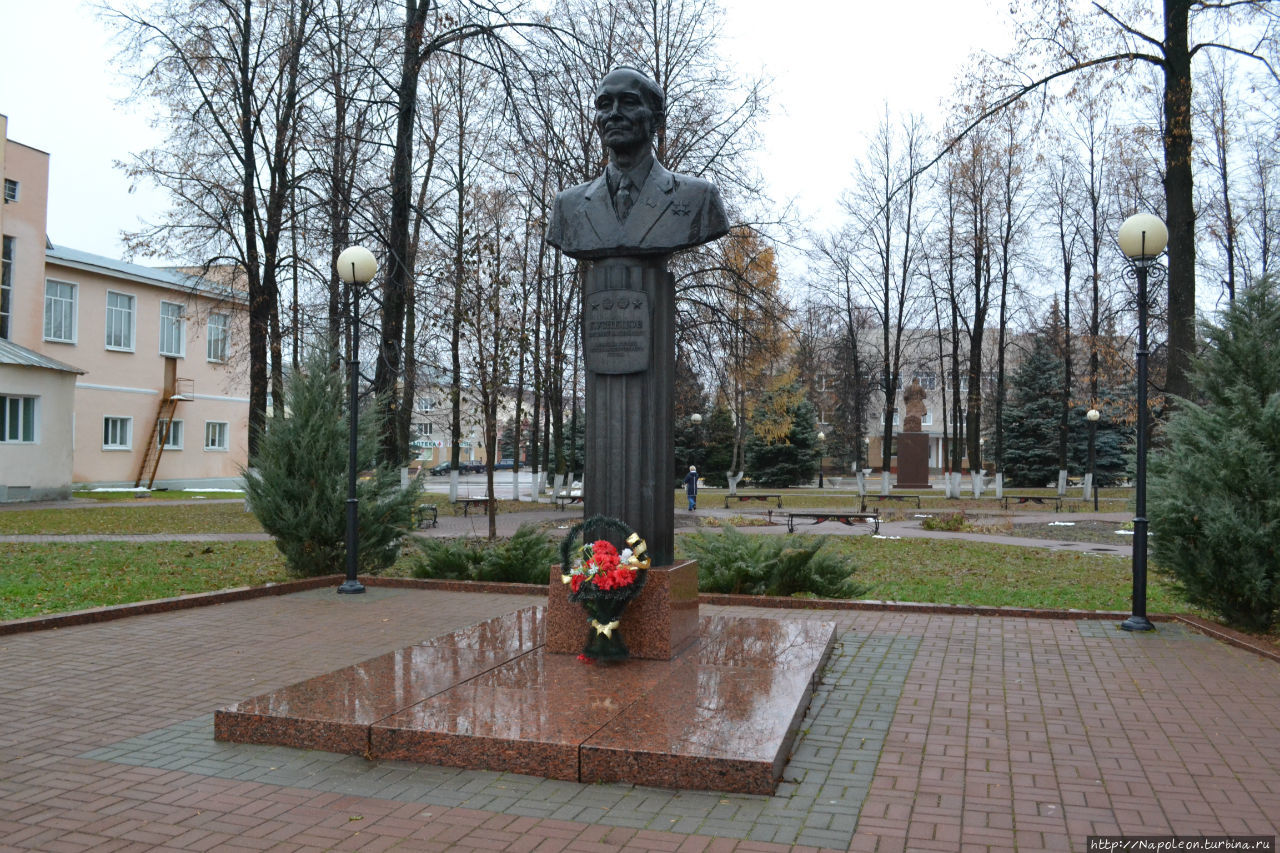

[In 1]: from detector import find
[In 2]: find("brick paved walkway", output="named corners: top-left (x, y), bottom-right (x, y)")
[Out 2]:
top-left (2, 588), bottom-right (1277, 851)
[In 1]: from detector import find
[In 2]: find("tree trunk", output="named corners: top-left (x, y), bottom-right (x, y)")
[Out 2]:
top-left (375, 0), bottom-right (429, 467)
top-left (1163, 0), bottom-right (1195, 400)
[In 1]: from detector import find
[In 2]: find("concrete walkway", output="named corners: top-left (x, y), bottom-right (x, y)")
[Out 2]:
top-left (2, 587), bottom-right (1277, 851)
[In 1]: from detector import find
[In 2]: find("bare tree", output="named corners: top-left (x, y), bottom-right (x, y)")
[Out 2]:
top-left (837, 110), bottom-right (927, 474)
top-left (113, 0), bottom-right (321, 458)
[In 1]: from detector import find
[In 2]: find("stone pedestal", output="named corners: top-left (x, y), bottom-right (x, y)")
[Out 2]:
top-left (582, 257), bottom-right (675, 567)
top-left (547, 561), bottom-right (699, 660)
top-left (895, 432), bottom-right (930, 489)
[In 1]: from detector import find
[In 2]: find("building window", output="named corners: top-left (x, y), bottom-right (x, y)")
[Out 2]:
top-left (913, 373), bottom-right (937, 391)
top-left (44, 279), bottom-right (77, 343)
top-left (105, 291), bottom-right (135, 351)
top-left (103, 416), bottom-right (132, 450)
top-left (158, 418), bottom-right (183, 449)
top-left (207, 313), bottom-right (229, 362)
top-left (879, 411), bottom-right (901, 426)
top-left (922, 410), bottom-right (933, 426)
top-left (1, 236), bottom-right (13, 340)
top-left (3, 179), bottom-right (17, 203)
top-left (204, 421), bottom-right (229, 451)
top-left (159, 301), bottom-right (185, 357)
top-left (1, 395), bottom-right (37, 443)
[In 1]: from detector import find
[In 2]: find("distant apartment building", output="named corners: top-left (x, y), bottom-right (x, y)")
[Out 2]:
top-left (809, 328), bottom-right (1010, 473)
top-left (1, 114), bottom-right (248, 498)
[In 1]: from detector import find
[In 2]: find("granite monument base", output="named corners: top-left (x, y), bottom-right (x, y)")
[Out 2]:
top-left (546, 560), bottom-right (698, 660)
top-left (214, 606), bottom-right (835, 795)
top-left (895, 431), bottom-right (931, 489)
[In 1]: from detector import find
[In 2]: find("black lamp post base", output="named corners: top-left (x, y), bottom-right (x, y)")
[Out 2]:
top-left (1119, 614), bottom-right (1154, 632)
top-left (336, 580), bottom-right (366, 595)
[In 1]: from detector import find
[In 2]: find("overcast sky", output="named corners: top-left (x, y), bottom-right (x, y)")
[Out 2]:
top-left (1, 0), bottom-right (1007, 265)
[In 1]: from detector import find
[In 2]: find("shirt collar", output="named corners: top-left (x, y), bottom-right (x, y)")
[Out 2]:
top-left (607, 151), bottom-right (654, 194)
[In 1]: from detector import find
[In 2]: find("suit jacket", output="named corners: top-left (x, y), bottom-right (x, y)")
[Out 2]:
top-left (546, 161), bottom-right (730, 260)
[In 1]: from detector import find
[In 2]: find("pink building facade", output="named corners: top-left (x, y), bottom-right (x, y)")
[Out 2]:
top-left (1, 114), bottom-right (248, 494)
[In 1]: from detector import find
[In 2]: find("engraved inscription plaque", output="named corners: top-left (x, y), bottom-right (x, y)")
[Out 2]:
top-left (584, 288), bottom-right (651, 374)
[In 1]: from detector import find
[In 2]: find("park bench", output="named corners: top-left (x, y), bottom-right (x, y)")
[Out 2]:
top-left (1002, 495), bottom-right (1062, 512)
top-left (455, 496), bottom-right (495, 516)
top-left (785, 509), bottom-right (880, 534)
top-left (724, 493), bottom-right (783, 509)
top-left (555, 492), bottom-right (584, 510)
top-left (860, 494), bottom-right (922, 510)
top-left (412, 503), bottom-right (438, 528)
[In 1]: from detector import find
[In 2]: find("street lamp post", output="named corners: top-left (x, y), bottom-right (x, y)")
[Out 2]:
top-left (689, 413), bottom-right (702, 473)
top-left (1116, 213), bottom-right (1167, 632)
top-left (817, 431), bottom-right (826, 488)
top-left (1086, 408), bottom-right (1100, 511)
top-left (336, 245), bottom-right (378, 595)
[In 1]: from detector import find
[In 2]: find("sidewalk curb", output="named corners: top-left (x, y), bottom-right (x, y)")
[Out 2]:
top-left (2, 574), bottom-right (1155, 635)
top-left (1173, 614), bottom-right (1280, 664)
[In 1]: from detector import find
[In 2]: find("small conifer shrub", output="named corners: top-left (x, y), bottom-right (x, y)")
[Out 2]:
top-left (243, 353), bottom-right (419, 577)
top-left (1149, 279), bottom-right (1280, 632)
top-left (680, 525), bottom-right (864, 598)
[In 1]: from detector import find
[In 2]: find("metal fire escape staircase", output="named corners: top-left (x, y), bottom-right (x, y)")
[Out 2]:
top-left (135, 374), bottom-right (195, 489)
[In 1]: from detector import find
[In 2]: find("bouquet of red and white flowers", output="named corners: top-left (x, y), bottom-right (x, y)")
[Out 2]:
top-left (559, 515), bottom-right (650, 661)
top-left (565, 538), bottom-right (643, 594)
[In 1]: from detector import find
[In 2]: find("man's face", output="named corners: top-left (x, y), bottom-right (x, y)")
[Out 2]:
top-left (594, 71), bottom-right (655, 156)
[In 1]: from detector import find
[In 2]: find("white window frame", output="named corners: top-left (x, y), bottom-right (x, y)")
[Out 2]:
top-left (159, 301), bottom-right (186, 357)
top-left (105, 291), bottom-right (136, 352)
top-left (3, 179), bottom-right (17, 203)
top-left (43, 279), bottom-right (77, 343)
top-left (1, 235), bottom-right (13, 340)
top-left (204, 420), bottom-right (229, 451)
top-left (1, 395), bottom-right (38, 443)
top-left (207, 313), bottom-right (229, 362)
top-left (158, 418), bottom-right (184, 450)
top-left (103, 416), bottom-right (132, 450)
top-left (922, 410), bottom-right (933, 426)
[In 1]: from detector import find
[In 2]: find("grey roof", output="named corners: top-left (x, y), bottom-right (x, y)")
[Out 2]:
top-left (44, 244), bottom-right (246, 303)
top-left (0, 338), bottom-right (86, 374)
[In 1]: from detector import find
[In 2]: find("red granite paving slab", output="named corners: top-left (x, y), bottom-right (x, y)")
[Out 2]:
top-left (214, 607), bottom-right (546, 753)
top-left (371, 680), bottom-right (618, 779)
top-left (214, 645), bottom-right (525, 753)
top-left (224, 608), bottom-right (833, 793)
top-left (579, 621), bottom-right (834, 794)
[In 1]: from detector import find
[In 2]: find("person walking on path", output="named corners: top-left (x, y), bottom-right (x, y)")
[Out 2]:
top-left (683, 466), bottom-right (699, 511)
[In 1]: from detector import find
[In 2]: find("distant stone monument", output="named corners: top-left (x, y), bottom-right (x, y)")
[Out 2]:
top-left (896, 379), bottom-right (930, 489)
top-left (902, 378), bottom-right (926, 432)
top-left (546, 66), bottom-right (729, 567)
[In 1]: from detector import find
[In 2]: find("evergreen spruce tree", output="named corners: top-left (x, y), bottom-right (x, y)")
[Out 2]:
top-left (1002, 335), bottom-right (1066, 487)
top-left (1067, 398), bottom-right (1132, 487)
top-left (700, 405), bottom-right (737, 488)
top-left (1150, 279), bottom-right (1280, 631)
top-left (745, 398), bottom-right (820, 487)
top-left (243, 352), bottom-right (419, 577)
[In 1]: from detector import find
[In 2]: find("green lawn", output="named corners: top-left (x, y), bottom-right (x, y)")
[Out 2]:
top-left (0, 495), bottom-right (1182, 621)
top-left (824, 537), bottom-right (1182, 613)
top-left (0, 503), bottom-right (265, 535)
top-left (72, 490), bottom-right (245, 502)
top-left (0, 541), bottom-right (290, 621)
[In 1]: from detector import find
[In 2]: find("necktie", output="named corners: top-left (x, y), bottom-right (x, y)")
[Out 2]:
top-left (617, 177), bottom-right (634, 220)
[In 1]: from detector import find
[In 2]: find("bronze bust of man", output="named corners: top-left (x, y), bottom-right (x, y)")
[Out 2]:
top-left (546, 67), bottom-right (730, 260)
